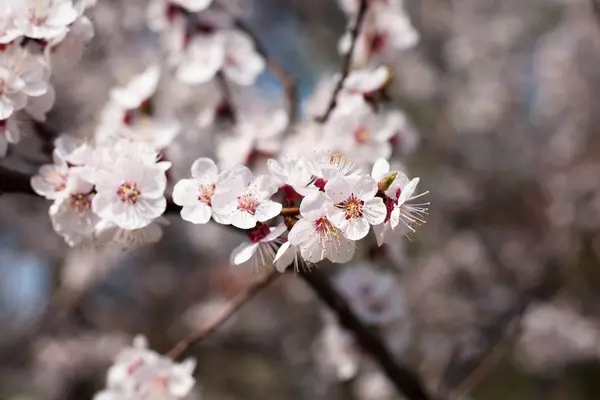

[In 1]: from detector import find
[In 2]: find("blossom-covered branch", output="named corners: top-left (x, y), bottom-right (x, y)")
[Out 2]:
top-left (165, 270), bottom-right (280, 360)
top-left (316, 0), bottom-right (369, 123)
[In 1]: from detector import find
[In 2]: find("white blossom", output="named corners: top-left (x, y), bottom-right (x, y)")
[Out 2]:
top-left (49, 168), bottom-right (100, 246)
top-left (92, 157), bottom-right (169, 230)
top-left (31, 149), bottom-right (71, 199)
top-left (324, 175), bottom-right (386, 240)
top-left (0, 4), bottom-right (21, 44)
top-left (13, 0), bottom-right (79, 40)
top-left (94, 335), bottom-right (196, 400)
top-left (288, 191), bottom-right (355, 263)
top-left (172, 157), bottom-right (230, 224)
top-left (171, 0), bottom-right (213, 12)
top-left (211, 167), bottom-right (282, 229)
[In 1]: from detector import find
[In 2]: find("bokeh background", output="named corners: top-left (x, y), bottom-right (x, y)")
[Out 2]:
top-left (2, 0), bottom-right (600, 398)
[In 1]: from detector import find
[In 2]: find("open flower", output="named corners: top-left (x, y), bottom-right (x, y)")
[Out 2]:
top-left (31, 149), bottom-right (71, 199)
top-left (13, 0), bottom-right (79, 40)
top-left (324, 175), bottom-right (386, 241)
top-left (95, 335), bottom-right (196, 400)
top-left (288, 191), bottom-right (355, 263)
top-left (370, 158), bottom-right (428, 244)
top-left (211, 167), bottom-right (282, 229)
top-left (92, 158), bottom-right (168, 230)
top-left (49, 168), bottom-right (100, 246)
top-left (230, 223), bottom-right (287, 271)
top-left (172, 157), bottom-right (231, 224)
top-left (0, 4), bottom-right (21, 44)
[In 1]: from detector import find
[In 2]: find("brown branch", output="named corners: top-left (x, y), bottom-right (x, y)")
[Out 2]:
top-left (0, 166), bottom-right (35, 195)
top-left (316, 0), bottom-right (369, 124)
top-left (299, 270), bottom-right (432, 400)
top-left (233, 19), bottom-right (299, 130)
top-left (279, 207), bottom-right (300, 217)
top-left (165, 270), bottom-right (280, 360)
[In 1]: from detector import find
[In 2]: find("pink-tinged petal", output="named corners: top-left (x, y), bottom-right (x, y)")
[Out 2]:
top-left (363, 197), bottom-right (386, 225)
top-left (230, 242), bottom-right (259, 265)
top-left (274, 242), bottom-right (294, 272)
top-left (342, 217), bottom-right (370, 241)
top-left (230, 210), bottom-right (257, 229)
top-left (325, 177), bottom-right (353, 203)
top-left (172, 179), bottom-right (198, 206)
top-left (300, 192), bottom-right (330, 221)
top-left (353, 175), bottom-right (378, 199)
top-left (190, 157), bottom-right (218, 181)
top-left (371, 158), bottom-right (390, 181)
top-left (262, 223), bottom-right (287, 242)
top-left (328, 236), bottom-right (355, 263)
top-left (255, 201), bottom-right (282, 222)
top-left (288, 218), bottom-right (313, 246)
top-left (181, 203), bottom-right (212, 224)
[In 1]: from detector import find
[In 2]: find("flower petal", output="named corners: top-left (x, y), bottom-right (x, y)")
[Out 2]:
top-left (230, 242), bottom-right (259, 265)
top-left (181, 203), bottom-right (212, 224)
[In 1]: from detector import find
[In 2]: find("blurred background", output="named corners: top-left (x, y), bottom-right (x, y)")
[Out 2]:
top-left (2, 0), bottom-right (600, 398)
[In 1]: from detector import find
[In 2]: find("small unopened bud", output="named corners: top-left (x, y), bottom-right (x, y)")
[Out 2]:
top-left (378, 172), bottom-right (397, 192)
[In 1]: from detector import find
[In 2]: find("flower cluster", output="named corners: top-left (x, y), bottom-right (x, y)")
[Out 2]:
top-left (338, 0), bottom-right (419, 65)
top-left (173, 153), bottom-right (427, 272)
top-left (0, 0), bottom-right (95, 157)
top-left (94, 336), bottom-right (197, 400)
top-left (148, 0), bottom-right (265, 86)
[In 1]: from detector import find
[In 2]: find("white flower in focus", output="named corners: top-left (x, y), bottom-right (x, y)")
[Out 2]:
top-left (110, 65), bottom-right (160, 110)
top-left (288, 191), bottom-right (355, 263)
top-left (370, 158), bottom-right (428, 243)
top-left (296, 152), bottom-right (362, 197)
top-left (171, 0), bottom-right (213, 12)
top-left (13, 0), bottom-right (79, 40)
top-left (0, 117), bottom-right (19, 158)
top-left (49, 168), bottom-right (100, 246)
top-left (324, 175), bottom-right (386, 240)
top-left (0, 5), bottom-right (21, 44)
top-left (172, 157), bottom-right (229, 224)
top-left (92, 158), bottom-right (168, 230)
top-left (211, 167), bottom-right (282, 229)
top-left (31, 149), bottom-right (70, 199)
top-left (230, 223), bottom-right (286, 271)
top-left (95, 335), bottom-right (196, 400)
top-left (273, 240), bottom-right (302, 273)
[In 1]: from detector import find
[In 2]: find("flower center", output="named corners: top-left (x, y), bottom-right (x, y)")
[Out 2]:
top-left (315, 216), bottom-right (336, 236)
top-left (354, 127), bottom-right (371, 144)
top-left (117, 182), bottom-right (141, 204)
top-left (198, 183), bottom-right (215, 205)
top-left (247, 223), bottom-right (270, 243)
top-left (237, 194), bottom-right (258, 214)
top-left (69, 193), bottom-right (92, 214)
top-left (337, 193), bottom-right (364, 220)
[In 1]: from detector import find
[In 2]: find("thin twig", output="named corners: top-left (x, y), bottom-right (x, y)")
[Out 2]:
top-left (299, 270), bottom-right (432, 400)
top-left (316, 0), bottom-right (369, 123)
top-left (165, 270), bottom-right (280, 360)
top-left (233, 19), bottom-right (299, 130)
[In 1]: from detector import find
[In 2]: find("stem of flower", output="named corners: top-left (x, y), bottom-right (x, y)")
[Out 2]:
top-left (280, 207), bottom-right (300, 217)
